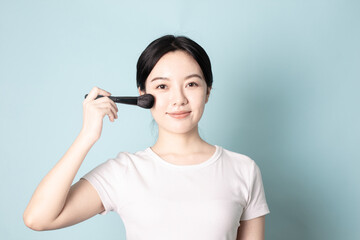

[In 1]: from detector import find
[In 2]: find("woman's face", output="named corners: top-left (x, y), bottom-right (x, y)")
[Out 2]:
top-left (140, 50), bottom-right (211, 135)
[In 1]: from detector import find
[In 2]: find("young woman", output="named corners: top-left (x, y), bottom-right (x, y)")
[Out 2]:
top-left (24, 35), bottom-right (270, 240)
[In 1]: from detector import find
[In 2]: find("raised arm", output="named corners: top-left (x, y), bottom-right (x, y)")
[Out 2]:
top-left (23, 87), bottom-right (118, 231)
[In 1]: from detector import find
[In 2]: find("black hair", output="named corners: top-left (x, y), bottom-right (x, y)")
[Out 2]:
top-left (136, 35), bottom-right (213, 91)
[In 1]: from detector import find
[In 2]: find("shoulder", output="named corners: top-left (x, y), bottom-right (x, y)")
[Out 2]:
top-left (87, 150), bottom-right (139, 173)
top-left (109, 147), bottom-right (149, 163)
top-left (83, 149), bottom-right (149, 179)
top-left (107, 148), bottom-right (155, 170)
top-left (220, 146), bottom-right (255, 168)
top-left (218, 146), bottom-right (261, 180)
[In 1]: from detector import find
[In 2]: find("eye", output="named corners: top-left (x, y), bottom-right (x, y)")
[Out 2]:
top-left (187, 82), bottom-right (199, 87)
top-left (156, 84), bottom-right (167, 89)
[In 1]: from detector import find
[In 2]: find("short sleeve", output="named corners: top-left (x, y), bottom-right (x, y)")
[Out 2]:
top-left (240, 161), bottom-right (270, 221)
top-left (81, 153), bottom-right (128, 215)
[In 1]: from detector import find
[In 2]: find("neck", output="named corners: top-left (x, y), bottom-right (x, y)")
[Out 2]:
top-left (152, 125), bottom-right (207, 155)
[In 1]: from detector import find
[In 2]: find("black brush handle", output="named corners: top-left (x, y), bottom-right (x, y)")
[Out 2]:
top-left (84, 94), bottom-right (138, 105)
top-left (84, 94), bottom-right (154, 109)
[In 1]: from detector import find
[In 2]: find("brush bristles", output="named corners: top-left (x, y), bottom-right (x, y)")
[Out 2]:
top-left (138, 94), bottom-right (155, 109)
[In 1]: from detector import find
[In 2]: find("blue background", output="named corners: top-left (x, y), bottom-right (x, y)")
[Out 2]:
top-left (1, 0), bottom-right (359, 239)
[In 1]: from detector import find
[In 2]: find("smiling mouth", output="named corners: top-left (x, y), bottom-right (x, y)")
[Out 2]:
top-left (167, 111), bottom-right (191, 119)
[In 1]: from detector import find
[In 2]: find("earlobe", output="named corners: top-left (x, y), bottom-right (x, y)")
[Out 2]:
top-left (138, 87), bottom-right (145, 96)
top-left (205, 87), bottom-right (211, 103)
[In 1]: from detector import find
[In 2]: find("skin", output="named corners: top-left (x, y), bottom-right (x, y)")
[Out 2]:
top-left (23, 50), bottom-right (265, 239)
top-left (139, 50), bottom-right (215, 165)
top-left (237, 216), bottom-right (265, 240)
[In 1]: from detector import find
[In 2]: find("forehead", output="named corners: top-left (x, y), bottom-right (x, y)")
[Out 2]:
top-left (147, 50), bottom-right (203, 80)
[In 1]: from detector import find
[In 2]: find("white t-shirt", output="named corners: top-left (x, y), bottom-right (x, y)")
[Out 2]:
top-left (82, 145), bottom-right (270, 240)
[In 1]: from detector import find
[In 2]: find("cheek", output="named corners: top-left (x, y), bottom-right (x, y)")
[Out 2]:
top-left (150, 94), bottom-right (168, 116)
top-left (189, 92), bottom-right (207, 108)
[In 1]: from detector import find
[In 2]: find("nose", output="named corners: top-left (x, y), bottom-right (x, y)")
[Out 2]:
top-left (171, 88), bottom-right (188, 106)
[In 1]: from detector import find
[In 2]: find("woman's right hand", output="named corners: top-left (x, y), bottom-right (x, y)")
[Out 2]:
top-left (80, 86), bottom-right (119, 142)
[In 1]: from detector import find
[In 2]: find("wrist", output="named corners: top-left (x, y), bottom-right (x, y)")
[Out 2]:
top-left (78, 129), bottom-right (98, 145)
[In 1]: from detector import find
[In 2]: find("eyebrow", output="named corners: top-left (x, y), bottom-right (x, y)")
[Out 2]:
top-left (150, 74), bottom-right (203, 82)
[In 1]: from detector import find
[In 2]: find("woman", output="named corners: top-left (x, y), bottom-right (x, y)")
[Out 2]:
top-left (23, 35), bottom-right (270, 239)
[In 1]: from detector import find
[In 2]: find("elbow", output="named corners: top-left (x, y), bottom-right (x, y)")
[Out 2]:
top-left (23, 212), bottom-right (47, 231)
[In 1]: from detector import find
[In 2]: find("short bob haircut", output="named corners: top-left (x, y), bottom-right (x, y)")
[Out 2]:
top-left (136, 35), bottom-right (213, 92)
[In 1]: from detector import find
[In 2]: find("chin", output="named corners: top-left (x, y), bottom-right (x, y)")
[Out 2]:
top-left (160, 123), bottom-right (198, 135)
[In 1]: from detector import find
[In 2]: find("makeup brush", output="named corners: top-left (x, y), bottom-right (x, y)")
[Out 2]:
top-left (84, 94), bottom-right (154, 109)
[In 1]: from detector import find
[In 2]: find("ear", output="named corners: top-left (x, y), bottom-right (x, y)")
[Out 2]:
top-left (205, 87), bottom-right (211, 103)
top-left (138, 87), bottom-right (146, 96)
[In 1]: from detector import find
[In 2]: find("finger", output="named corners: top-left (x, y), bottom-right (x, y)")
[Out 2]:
top-left (107, 109), bottom-right (116, 122)
top-left (108, 113), bottom-right (114, 122)
top-left (94, 96), bottom-right (119, 112)
top-left (98, 102), bottom-right (118, 120)
top-left (109, 98), bottom-right (119, 113)
top-left (84, 87), bottom-right (111, 102)
top-left (108, 104), bottom-right (118, 120)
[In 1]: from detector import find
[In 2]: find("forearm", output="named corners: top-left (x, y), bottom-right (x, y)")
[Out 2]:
top-left (23, 131), bottom-right (96, 227)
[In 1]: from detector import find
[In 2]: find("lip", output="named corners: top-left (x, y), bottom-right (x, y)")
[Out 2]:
top-left (167, 111), bottom-right (191, 119)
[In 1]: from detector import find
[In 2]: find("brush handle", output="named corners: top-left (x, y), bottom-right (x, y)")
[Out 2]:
top-left (84, 94), bottom-right (138, 105)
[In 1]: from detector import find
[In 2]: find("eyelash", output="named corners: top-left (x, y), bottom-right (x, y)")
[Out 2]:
top-left (155, 82), bottom-right (199, 89)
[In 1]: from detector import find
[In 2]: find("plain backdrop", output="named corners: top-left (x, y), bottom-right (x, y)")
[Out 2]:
top-left (1, 0), bottom-right (359, 239)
